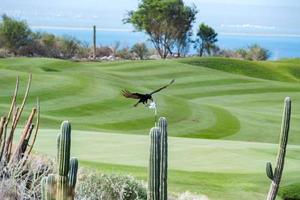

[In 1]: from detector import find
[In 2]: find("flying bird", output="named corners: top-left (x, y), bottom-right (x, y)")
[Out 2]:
top-left (122, 79), bottom-right (175, 107)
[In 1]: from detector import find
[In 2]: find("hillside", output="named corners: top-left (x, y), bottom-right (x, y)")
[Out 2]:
top-left (1, 57), bottom-right (300, 143)
top-left (1, 57), bottom-right (300, 200)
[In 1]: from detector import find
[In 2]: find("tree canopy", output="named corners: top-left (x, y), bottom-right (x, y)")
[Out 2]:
top-left (0, 15), bottom-right (32, 54)
top-left (125, 0), bottom-right (197, 58)
top-left (195, 23), bottom-right (218, 56)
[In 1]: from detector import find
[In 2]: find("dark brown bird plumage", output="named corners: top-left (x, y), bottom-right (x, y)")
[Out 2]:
top-left (122, 79), bottom-right (175, 107)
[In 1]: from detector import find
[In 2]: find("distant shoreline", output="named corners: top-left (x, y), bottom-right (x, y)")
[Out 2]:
top-left (30, 26), bottom-right (300, 60)
top-left (31, 25), bottom-right (300, 38)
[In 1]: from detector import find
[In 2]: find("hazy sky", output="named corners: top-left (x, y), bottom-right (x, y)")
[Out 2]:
top-left (1, 0), bottom-right (300, 35)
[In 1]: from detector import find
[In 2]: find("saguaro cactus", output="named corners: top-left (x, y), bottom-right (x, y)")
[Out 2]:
top-left (41, 121), bottom-right (78, 200)
top-left (148, 127), bottom-right (161, 200)
top-left (266, 97), bottom-right (291, 200)
top-left (148, 117), bottom-right (168, 200)
top-left (159, 117), bottom-right (168, 200)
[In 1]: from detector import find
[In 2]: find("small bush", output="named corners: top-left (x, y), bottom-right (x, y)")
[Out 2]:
top-left (117, 47), bottom-right (134, 60)
top-left (245, 44), bottom-right (270, 61)
top-left (131, 43), bottom-right (149, 60)
top-left (0, 155), bottom-right (55, 199)
top-left (58, 36), bottom-right (81, 59)
top-left (76, 170), bottom-right (147, 200)
top-left (217, 44), bottom-right (270, 61)
top-left (0, 48), bottom-right (7, 58)
top-left (279, 183), bottom-right (300, 200)
top-left (169, 191), bottom-right (209, 200)
top-left (95, 46), bottom-right (113, 57)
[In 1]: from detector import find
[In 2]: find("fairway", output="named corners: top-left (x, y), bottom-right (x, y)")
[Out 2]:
top-left (31, 129), bottom-right (300, 200)
top-left (1, 57), bottom-right (300, 199)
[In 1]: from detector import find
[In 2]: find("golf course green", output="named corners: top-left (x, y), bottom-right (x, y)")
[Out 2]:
top-left (1, 57), bottom-right (300, 199)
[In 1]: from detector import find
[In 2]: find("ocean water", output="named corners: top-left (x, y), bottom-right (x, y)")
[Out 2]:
top-left (32, 27), bottom-right (300, 60)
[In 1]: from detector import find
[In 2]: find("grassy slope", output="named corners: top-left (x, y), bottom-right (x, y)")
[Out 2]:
top-left (2, 57), bottom-right (300, 200)
top-left (1, 57), bottom-right (300, 143)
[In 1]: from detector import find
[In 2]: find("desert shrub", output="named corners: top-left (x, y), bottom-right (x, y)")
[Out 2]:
top-left (279, 183), bottom-right (300, 200)
top-left (95, 46), bottom-right (113, 57)
top-left (245, 44), bottom-right (270, 61)
top-left (168, 191), bottom-right (209, 200)
top-left (17, 39), bottom-right (43, 56)
top-left (0, 33), bottom-right (4, 48)
top-left (0, 48), bottom-right (7, 58)
top-left (0, 155), bottom-right (55, 200)
top-left (131, 43), bottom-right (149, 60)
top-left (58, 36), bottom-right (81, 59)
top-left (37, 32), bottom-right (61, 57)
top-left (235, 48), bottom-right (248, 59)
top-left (76, 169), bottom-right (147, 200)
top-left (76, 42), bottom-right (90, 59)
top-left (117, 47), bottom-right (134, 60)
top-left (217, 44), bottom-right (270, 61)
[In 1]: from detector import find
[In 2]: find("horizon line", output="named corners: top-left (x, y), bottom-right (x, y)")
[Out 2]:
top-left (31, 25), bottom-right (132, 32)
top-left (30, 25), bottom-right (300, 38)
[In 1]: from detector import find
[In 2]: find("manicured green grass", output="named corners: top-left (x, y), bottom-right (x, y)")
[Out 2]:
top-left (28, 129), bottom-right (300, 200)
top-left (2, 57), bottom-right (300, 199)
top-left (279, 182), bottom-right (300, 200)
top-left (1, 57), bottom-right (300, 143)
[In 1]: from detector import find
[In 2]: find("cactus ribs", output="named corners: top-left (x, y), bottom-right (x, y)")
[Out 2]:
top-left (122, 79), bottom-right (175, 107)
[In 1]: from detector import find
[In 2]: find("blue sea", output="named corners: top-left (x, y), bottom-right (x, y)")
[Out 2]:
top-left (32, 27), bottom-right (300, 60)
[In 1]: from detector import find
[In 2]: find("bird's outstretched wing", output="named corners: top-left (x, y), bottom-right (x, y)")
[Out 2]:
top-left (150, 79), bottom-right (175, 95)
top-left (122, 89), bottom-right (143, 99)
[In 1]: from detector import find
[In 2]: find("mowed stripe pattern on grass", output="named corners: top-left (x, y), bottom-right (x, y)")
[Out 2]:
top-left (0, 57), bottom-right (300, 143)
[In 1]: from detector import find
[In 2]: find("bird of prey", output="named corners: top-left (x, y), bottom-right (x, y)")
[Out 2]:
top-left (122, 79), bottom-right (175, 107)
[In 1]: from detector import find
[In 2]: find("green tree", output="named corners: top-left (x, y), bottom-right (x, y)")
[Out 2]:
top-left (125, 0), bottom-right (197, 59)
top-left (0, 14), bottom-right (32, 54)
top-left (58, 36), bottom-right (81, 59)
top-left (131, 43), bottom-right (149, 59)
top-left (195, 23), bottom-right (218, 56)
top-left (171, 4), bottom-right (196, 57)
top-left (246, 44), bottom-right (270, 61)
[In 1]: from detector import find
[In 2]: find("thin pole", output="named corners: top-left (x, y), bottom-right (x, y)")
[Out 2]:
top-left (93, 25), bottom-right (96, 60)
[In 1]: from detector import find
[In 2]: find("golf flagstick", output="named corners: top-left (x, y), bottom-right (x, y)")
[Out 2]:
top-left (148, 101), bottom-right (157, 126)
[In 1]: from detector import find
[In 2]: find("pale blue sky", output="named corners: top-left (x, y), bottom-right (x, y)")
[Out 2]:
top-left (0, 0), bottom-right (299, 35)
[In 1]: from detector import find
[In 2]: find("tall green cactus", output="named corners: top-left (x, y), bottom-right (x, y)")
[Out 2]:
top-left (159, 117), bottom-right (168, 200)
top-left (266, 97), bottom-right (291, 200)
top-left (148, 127), bottom-right (161, 200)
top-left (148, 117), bottom-right (168, 200)
top-left (41, 121), bottom-right (78, 200)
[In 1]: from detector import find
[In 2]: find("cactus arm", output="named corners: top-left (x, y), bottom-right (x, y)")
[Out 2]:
top-left (46, 174), bottom-right (57, 200)
top-left (158, 117), bottom-right (168, 200)
top-left (27, 98), bottom-right (41, 155)
top-left (266, 162), bottom-right (274, 180)
top-left (5, 74), bottom-right (31, 160)
top-left (68, 157), bottom-right (78, 189)
top-left (41, 177), bottom-right (47, 200)
top-left (10, 107), bottom-right (36, 163)
top-left (266, 97), bottom-right (291, 200)
top-left (58, 121), bottom-right (71, 176)
top-left (57, 176), bottom-right (68, 200)
top-left (41, 121), bottom-right (78, 200)
top-left (148, 127), bottom-right (161, 200)
top-left (68, 157), bottom-right (78, 199)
